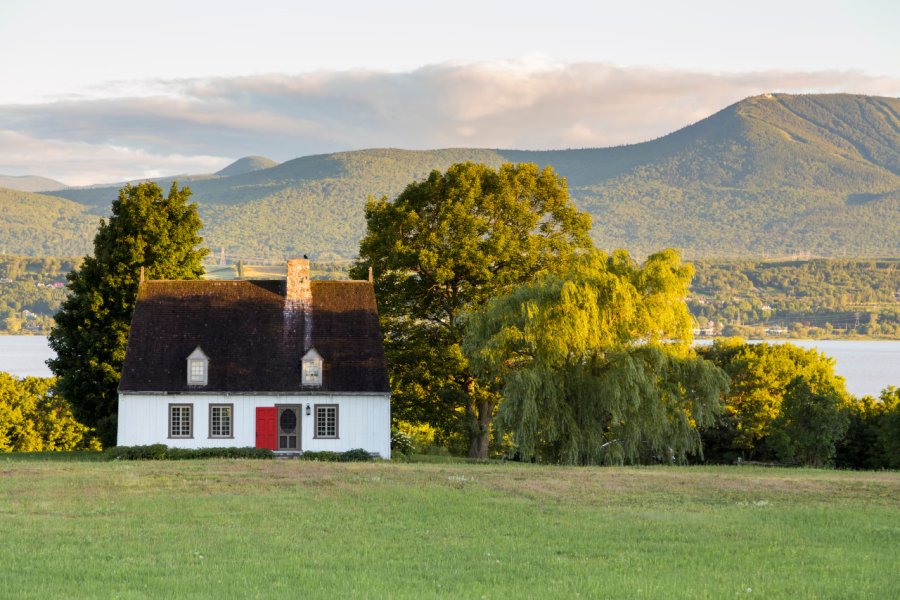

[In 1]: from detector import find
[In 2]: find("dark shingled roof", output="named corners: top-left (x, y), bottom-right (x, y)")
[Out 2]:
top-left (119, 279), bottom-right (389, 393)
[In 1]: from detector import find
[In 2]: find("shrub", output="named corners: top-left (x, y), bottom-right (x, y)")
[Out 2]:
top-left (104, 445), bottom-right (273, 460)
top-left (340, 448), bottom-right (374, 462)
top-left (395, 421), bottom-right (438, 454)
top-left (390, 428), bottom-right (414, 456)
top-left (300, 451), bottom-right (341, 462)
top-left (105, 444), bottom-right (168, 460)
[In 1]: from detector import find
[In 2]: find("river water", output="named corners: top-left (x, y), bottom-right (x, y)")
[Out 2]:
top-left (0, 336), bottom-right (897, 398)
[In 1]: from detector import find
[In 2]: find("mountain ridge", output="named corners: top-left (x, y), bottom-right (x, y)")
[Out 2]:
top-left (0, 175), bottom-right (68, 193)
top-left (4, 93), bottom-right (898, 258)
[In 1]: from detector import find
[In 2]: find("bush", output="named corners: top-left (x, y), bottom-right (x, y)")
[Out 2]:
top-left (390, 428), bottom-right (414, 456)
top-left (104, 445), bottom-right (273, 460)
top-left (300, 451), bottom-right (341, 462)
top-left (391, 421), bottom-right (437, 454)
top-left (105, 444), bottom-right (168, 460)
top-left (164, 447), bottom-right (273, 460)
top-left (340, 448), bottom-right (373, 462)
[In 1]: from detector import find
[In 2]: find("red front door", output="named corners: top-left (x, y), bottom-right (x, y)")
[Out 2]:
top-left (255, 407), bottom-right (277, 450)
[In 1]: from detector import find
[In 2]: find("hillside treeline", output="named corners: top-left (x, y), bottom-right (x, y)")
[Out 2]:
top-left (0, 256), bottom-right (79, 334)
top-left (0, 188), bottom-right (98, 256)
top-left (1, 255), bottom-right (897, 337)
top-left (689, 259), bottom-right (900, 338)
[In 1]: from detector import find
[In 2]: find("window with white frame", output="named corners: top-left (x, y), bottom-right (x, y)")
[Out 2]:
top-left (315, 404), bottom-right (338, 438)
top-left (169, 404), bottom-right (192, 438)
top-left (189, 359), bottom-right (206, 383)
top-left (209, 404), bottom-right (233, 438)
top-left (301, 347), bottom-right (323, 387)
top-left (186, 346), bottom-right (208, 386)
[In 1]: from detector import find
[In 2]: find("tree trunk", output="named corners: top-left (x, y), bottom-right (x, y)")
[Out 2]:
top-left (467, 399), bottom-right (494, 459)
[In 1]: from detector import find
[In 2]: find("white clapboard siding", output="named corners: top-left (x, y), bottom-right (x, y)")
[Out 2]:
top-left (117, 393), bottom-right (391, 457)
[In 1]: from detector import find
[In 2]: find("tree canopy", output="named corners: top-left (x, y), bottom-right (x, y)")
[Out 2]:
top-left (697, 339), bottom-right (850, 462)
top-left (463, 249), bottom-right (729, 465)
top-left (351, 161), bottom-right (593, 457)
top-left (0, 374), bottom-right (99, 452)
top-left (769, 377), bottom-right (850, 467)
top-left (48, 182), bottom-right (207, 445)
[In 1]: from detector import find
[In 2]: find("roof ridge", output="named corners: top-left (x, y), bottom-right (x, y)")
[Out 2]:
top-left (312, 279), bottom-right (370, 284)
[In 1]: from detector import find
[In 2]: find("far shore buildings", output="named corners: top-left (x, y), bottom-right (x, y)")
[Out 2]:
top-left (116, 258), bottom-right (391, 457)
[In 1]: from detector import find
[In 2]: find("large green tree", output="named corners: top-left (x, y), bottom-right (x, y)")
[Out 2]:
top-left (463, 249), bottom-right (729, 465)
top-left (48, 182), bottom-right (207, 445)
top-left (697, 339), bottom-right (850, 461)
top-left (875, 387), bottom-right (900, 468)
top-left (351, 162), bottom-right (592, 457)
top-left (768, 377), bottom-right (850, 467)
top-left (837, 387), bottom-right (900, 469)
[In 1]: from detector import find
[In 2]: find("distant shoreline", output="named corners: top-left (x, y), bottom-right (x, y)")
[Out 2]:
top-left (693, 335), bottom-right (900, 342)
top-left (3, 332), bottom-right (900, 342)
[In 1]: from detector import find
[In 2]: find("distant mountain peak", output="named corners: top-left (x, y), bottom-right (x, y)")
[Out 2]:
top-left (215, 156), bottom-right (279, 177)
top-left (0, 174), bottom-right (68, 192)
top-left (22, 94), bottom-right (900, 259)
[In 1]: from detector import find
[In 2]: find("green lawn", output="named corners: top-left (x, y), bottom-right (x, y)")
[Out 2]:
top-left (0, 459), bottom-right (897, 599)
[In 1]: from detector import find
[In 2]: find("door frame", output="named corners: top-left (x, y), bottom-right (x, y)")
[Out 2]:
top-left (275, 404), bottom-right (302, 451)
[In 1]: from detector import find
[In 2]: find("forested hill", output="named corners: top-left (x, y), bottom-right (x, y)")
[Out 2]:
top-left (9, 93), bottom-right (900, 258)
top-left (0, 188), bottom-right (100, 256)
top-left (558, 93), bottom-right (900, 258)
top-left (0, 175), bottom-right (68, 193)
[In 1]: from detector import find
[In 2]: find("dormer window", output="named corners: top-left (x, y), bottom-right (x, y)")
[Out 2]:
top-left (301, 348), bottom-right (323, 387)
top-left (186, 346), bottom-right (209, 386)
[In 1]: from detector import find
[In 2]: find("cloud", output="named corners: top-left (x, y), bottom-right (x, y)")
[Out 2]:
top-left (1, 60), bottom-right (898, 185)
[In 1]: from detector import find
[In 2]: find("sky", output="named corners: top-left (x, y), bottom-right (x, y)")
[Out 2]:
top-left (1, 0), bottom-right (898, 185)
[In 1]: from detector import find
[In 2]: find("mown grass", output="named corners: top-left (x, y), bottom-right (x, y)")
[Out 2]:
top-left (1, 451), bottom-right (105, 462)
top-left (0, 459), bottom-right (897, 599)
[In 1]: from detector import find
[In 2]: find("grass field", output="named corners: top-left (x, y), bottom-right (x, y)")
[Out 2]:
top-left (1, 459), bottom-right (897, 599)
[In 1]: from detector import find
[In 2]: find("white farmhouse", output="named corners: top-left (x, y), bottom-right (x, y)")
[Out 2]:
top-left (116, 258), bottom-right (391, 457)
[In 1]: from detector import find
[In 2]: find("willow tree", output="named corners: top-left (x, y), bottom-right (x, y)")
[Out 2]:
top-left (351, 162), bottom-right (592, 457)
top-left (463, 249), bottom-right (728, 465)
top-left (49, 182), bottom-right (207, 446)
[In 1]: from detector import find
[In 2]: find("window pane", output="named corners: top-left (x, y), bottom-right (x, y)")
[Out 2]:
top-left (171, 405), bottom-right (191, 437)
top-left (211, 405), bottom-right (232, 437)
top-left (316, 406), bottom-right (337, 438)
top-left (279, 409), bottom-right (297, 433)
top-left (189, 360), bottom-right (205, 383)
top-left (303, 359), bottom-right (322, 384)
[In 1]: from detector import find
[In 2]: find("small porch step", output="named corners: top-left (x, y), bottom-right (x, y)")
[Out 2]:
top-left (273, 451), bottom-right (303, 459)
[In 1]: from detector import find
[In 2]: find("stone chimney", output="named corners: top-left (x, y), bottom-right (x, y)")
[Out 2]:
top-left (286, 258), bottom-right (311, 304)
top-left (285, 258), bottom-right (313, 352)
